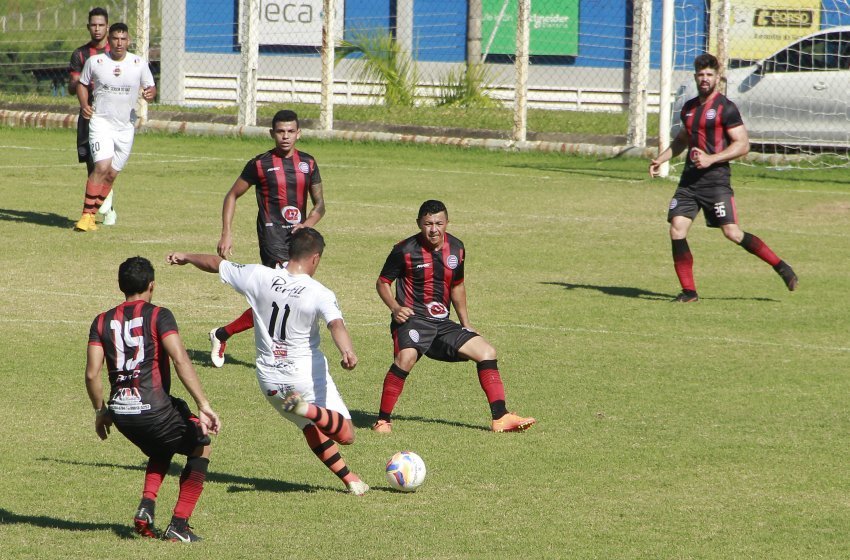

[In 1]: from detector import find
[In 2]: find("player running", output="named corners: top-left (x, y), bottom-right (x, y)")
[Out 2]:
top-left (371, 200), bottom-right (536, 433)
top-left (68, 7), bottom-right (117, 226)
top-left (208, 109), bottom-right (326, 367)
top-left (649, 53), bottom-right (797, 302)
top-left (168, 228), bottom-right (368, 496)
top-left (84, 257), bottom-right (220, 542)
top-left (73, 22), bottom-right (156, 232)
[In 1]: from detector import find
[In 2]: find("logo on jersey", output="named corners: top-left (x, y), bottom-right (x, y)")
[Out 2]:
top-left (446, 255), bottom-right (459, 269)
top-left (705, 109), bottom-right (717, 120)
top-left (267, 166), bottom-right (281, 172)
top-left (409, 329), bottom-right (420, 343)
top-left (425, 301), bottom-right (449, 319)
top-left (267, 389), bottom-right (278, 396)
top-left (298, 161), bottom-right (310, 174)
top-left (415, 263), bottom-right (432, 269)
top-left (282, 205), bottom-right (302, 224)
top-left (669, 198), bottom-right (678, 210)
top-left (113, 66), bottom-right (122, 77)
top-left (134, 57), bottom-right (141, 65)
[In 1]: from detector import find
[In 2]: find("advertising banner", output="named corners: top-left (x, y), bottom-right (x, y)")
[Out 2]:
top-left (244, 0), bottom-right (345, 47)
top-left (481, 0), bottom-right (579, 56)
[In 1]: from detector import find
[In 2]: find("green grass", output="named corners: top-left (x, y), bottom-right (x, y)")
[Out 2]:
top-left (0, 127), bottom-right (848, 558)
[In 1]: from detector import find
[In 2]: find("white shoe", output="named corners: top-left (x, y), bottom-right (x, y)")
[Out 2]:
top-left (281, 390), bottom-right (309, 416)
top-left (209, 328), bottom-right (226, 367)
top-left (98, 190), bottom-right (114, 215)
top-left (102, 209), bottom-right (117, 226)
top-left (346, 480), bottom-right (369, 496)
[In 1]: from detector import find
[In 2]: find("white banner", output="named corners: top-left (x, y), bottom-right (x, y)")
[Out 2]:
top-left (249, 0), bottom-right (345, 47)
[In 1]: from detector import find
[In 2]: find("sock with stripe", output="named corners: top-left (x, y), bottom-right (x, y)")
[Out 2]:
top-left (477, 360), bottom-right (508, 420)
top-left (218, 308), bottom-right (254, 341)
top-left (303, 403), bottom-right (353, 444)
top-left (377, 364), bottom-right (409, 421)
top-left (739, 232), bottom-right (781, 266)
top-left (672, 238), bottom-right (696, 293)
top-left (303, 424), bottom-right (358, 485)
top-left (172, 456), bottom-right (209, 520)
top-left (142, 456), bottom-right (171, 501)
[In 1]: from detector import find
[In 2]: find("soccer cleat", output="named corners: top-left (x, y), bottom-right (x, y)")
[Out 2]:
top-left (491, 412), bottom-right (536, 433)
top-left (98, 190), bottom-right (114, 215)
top-left (133, 505), bottom-right (156, 539)
top-left (73, 213), bottom-right (98, 232)
top-left (673, 290), bottom-right (699, 303)
top-left (102, 209), bottom-right (117, 226)
top-left (280, 390), bottom-right (309, 417)
top-left (371, 419), bottom-right (392, 433)
top-left (209, 328), bottom-right (226, 367)
top-left (774, 261), bottom-right (798, 291)
top-left (164, 521), bottom-right (202, 543)
top-left (346, 479), bottom-right (370, 496)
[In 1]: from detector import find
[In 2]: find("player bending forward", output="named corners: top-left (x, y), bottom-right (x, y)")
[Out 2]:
top-left (372, 200), bottom-right (536, 433)
top-left (168, 228), bottom-right (368, 495)
top-left (84, 257), bottom-right (220, 542)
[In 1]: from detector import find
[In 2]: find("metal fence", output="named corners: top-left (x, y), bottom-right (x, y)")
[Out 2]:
top-left (2, 0), bottom-right (849, 150)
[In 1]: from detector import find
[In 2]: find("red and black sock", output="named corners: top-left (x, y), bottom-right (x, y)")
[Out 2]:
top-left (82, 179), bottom-right (104, 214)
top-left (172, 456), bottom-right (209, 520)
top-left (303, 403), bottom-right (353, 443)
top-left (672, 238), bottom-right (696, 293)
top-left (477, 360), bottom-right (508, 420)
top-left (304, 425), bottom-right (357, 484)
top-left (377, 364), bottom-right (409, 421)
top-left (739, 232), bottom-right (781, 267)
top-left (142, 456), bottom-right (171, 501)
top-left (218, 308), bottom-right (254, 341)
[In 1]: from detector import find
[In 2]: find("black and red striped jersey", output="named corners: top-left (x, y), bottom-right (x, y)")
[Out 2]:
top-left (379, 232), bottom-right (465, 322)
top-left (69, 41), bottom-right (110, 97)
top-left (240, 149), bottom-right (322, 262)
top-left (679, 92), bottom-right (744, 186)
top-left (88, 300), bottom-right (178, 420)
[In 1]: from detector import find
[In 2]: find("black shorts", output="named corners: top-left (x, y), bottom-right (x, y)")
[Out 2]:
top-left (76, 114), bottom-right (92, 164)
top-left (667, 183), bottom-right (738, 228)
top-left (391, 315), bottom-right (479, 362)
top-left (112, 397), bottom-right (209, 460)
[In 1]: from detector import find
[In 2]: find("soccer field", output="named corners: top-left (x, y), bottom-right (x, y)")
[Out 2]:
top-left (1, 126), bottom-right (848, 559)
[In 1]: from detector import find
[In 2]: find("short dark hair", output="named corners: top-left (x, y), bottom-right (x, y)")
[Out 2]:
top-left (417, 200), bottom-right (448, 222)
top-left (118, 256), bottom-right (154, 296)
top-left (109, 22), bottom-right (129, 35)
top-left (272, 110), bottom-right (299, 129)
top-left (89, 7), bottom-right (108, 22)
top-left (289, 228), bottom-right (325, 260)
top-left (694, 53), bottom-right (719, 72)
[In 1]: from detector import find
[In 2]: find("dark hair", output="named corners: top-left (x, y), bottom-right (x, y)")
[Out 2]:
top-left (89, 7), bottom-right (108, 22)
top-left (272, 110), bottom-right (299, 129)
top-left (694, 53), bottom-right (720, 72)
top-left (289, 228), bottom-right (325, 260)
top-left (109, 22), bottom-right (129, 35)
top-left (417, 200), bottom-right (448, 222)
top-left (118, 256), bottom-right (154, 296)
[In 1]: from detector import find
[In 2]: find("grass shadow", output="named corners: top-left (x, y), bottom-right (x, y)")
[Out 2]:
top-left (0, 208), bottom-right (75, 229)
top-left (543, 281), bottom-right (780, 302)
top-left (349, 409), bottom-right (490, 432)
top-left (0, 507), bottom-right (134, 538)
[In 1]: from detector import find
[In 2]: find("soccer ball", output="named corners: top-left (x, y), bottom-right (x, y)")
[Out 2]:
top-left (385, 451), bottom-right (427, 492)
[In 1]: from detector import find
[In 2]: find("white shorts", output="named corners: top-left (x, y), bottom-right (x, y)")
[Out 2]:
top-left (88, 116), bottom-right (135, 172)
top-left (257, 354), bottom-right (350, 430)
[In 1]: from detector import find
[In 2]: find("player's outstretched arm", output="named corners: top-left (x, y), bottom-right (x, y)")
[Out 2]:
top-left (649, 128), bottom-right (689, 177)
top-left (162, 333), bottom-right (221, 435)
top-left (327, 318), bottom-right (358, 370)
top-left (167, 252), bottom-right (223, 273)
top-left (84, 344), bottom-right (112, 440)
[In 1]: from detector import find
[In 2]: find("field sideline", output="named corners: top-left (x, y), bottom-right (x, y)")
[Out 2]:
top-left (0, 126), bottom-right (848, 559)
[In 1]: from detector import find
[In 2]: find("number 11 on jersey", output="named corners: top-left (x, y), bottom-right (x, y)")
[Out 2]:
top-left (268, 302), bottom-right (291, 340)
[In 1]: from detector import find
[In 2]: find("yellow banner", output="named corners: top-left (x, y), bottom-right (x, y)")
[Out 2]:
top-left (709, 0), bottom-right (821, 61)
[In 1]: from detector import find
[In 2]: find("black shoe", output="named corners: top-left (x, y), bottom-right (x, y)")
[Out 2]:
top-left (133, 503), bottom-right (156, 539)
top-left (774, 261), bottom-right (798, 291)
top-left (164, 520), bottom-right (202, 543)
top-left (673, 290), bottom-right (699, 303)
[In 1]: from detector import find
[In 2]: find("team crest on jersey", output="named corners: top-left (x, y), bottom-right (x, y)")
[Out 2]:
top-left (409, 329), bottom-right (420, 343)
top-left (298, 162), bottom-right (310, 174)
top-left (134, 57), bottom-right (141, 65)
top-left (425, 301), bottom-right (449, 319)
top-left (113, 66), bottom-right (121, 77)
top-left (705, 109), bottom-right (717, 120)
top-left (282, 205), bottom-right (302, 224)
top-left (669, 198), bottom-right (678, 210)
top-left (446, 255), bottom-right (459, 269)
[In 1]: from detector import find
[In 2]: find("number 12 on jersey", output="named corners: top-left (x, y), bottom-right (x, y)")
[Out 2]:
top-left (268, 302), bottom-right (291, 340)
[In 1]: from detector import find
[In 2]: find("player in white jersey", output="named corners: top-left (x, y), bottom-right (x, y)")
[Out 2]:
top-left (73, 22), bottom-right (156, 232)
top-left (166, 228), bottom-right (369, 496)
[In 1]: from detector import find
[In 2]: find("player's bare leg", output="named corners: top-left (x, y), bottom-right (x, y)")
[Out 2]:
top-left (458, 337), bottom-right (536, 432)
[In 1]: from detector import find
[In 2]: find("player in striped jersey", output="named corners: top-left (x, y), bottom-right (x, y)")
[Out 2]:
top-left (649, 53), bottom-right (798, 302)
top-left (208, 110), bottom-right (326, 367)
top-left (68, 7), bottom-right (117, 225)
top-left (371, 200), bottom-right (536, 433)
top-left (84, 257), bottom-right (220, 542)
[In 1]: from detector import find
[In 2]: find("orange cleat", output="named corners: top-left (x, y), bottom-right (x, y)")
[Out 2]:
top-left (491, 412), bottom-right (536, 433)
top-left (371, 419), bottom-right (392, 433)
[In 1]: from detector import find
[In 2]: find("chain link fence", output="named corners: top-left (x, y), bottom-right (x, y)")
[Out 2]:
top-left (1, 0), bottom-right (849, 151)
